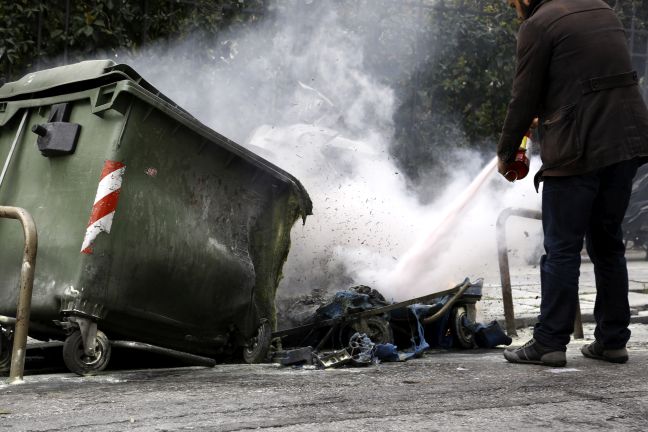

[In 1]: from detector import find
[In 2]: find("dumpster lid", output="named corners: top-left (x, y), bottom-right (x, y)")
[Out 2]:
top-left (0, 61), bottom-right (313, 219)
top-left (0, 60), bottom-right (117, 100)
top-left (0, 60), bottom-right (180, 109)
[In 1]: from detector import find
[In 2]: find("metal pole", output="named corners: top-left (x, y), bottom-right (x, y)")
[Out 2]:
top-left (111, 341), bottom-right (216, 367)
top-left (496, 208), bottom-right (541, 336)
top-left (0, 316), bottom-right (17, 326)
top-left (142, 0), bottom-right (150, 44)
top-left (0, 206), bottom-right (38, 383)
top-left (496, 207), bottom-right (584, 338)
top-left (64, 0), bottom-right (70, 65)
top-left (36, 7), bottom-right (43, 70)
top-left (629, 3), bottom-right (635, 56)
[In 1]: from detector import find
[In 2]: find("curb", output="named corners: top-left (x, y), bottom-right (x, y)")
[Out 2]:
top-left (498, 312), bottom-right (648, 333)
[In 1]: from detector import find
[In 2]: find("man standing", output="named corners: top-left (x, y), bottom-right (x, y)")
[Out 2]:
top-left (498, 0), bottom-right (648, 366)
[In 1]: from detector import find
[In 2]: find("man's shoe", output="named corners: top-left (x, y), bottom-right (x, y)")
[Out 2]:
top-left (581, 340), bottom-right (628, 364)
top-left (503, 338), bottom-right (566, 367)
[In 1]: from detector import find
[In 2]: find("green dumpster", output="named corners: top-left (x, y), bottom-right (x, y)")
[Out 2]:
top-left (0, 60), bottom-right (312, 375)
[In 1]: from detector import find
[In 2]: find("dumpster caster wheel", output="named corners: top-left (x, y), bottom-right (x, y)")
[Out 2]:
top-left (63, 330), bottom-right (111, 376)
top-left (452, 305), bottom-right (475, 349)
top-left (243, 320), bottom-right (271, 364)
top-left (0, 330), bottom-right (12, 373)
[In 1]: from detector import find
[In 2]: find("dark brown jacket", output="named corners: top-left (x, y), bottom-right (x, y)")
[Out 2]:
top-left (497, 0), bottom-right (648, 188)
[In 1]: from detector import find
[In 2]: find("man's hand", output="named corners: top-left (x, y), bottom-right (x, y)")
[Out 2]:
top-left (498, 158), bottom-right (513, 181)
top-left (498, 120), bottom-right (536, 182)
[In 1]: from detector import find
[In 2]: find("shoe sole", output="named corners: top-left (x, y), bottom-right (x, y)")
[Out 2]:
top-left (503, 351), bottom-right (566, 367)
top-left (581, 347), bottom-right (628, 364)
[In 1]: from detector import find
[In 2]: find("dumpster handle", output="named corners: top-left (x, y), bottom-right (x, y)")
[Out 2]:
top-left (91, 84), bottom-right (118, 115)
top-left (0, 206), bottom-right (38, 384)
top-left (0, 110), bottom-right (29, 191)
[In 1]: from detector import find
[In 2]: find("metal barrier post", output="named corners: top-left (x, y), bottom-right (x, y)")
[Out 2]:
top-left (0, 206), bottom-right (38, 383)
top-left (496, 207), bottom-right (584, 338)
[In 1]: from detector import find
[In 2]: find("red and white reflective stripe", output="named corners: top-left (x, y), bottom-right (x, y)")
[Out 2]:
top-left (81, 160), bottom-right (126, 254)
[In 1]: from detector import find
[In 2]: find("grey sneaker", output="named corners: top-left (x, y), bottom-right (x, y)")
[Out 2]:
top-left (503, 338), bottom-right (566, 367)
top-left (581, 341), bottom-right (628, 364)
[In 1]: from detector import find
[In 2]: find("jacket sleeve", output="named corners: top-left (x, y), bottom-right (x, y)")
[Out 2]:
top-left (497, 19), bottom-right (551, 162)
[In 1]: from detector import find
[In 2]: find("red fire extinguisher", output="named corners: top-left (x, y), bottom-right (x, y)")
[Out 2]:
top-left (504, 131), bottom-right (531, 182)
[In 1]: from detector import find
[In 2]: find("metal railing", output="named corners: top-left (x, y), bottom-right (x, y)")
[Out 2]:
top-left (0, 206), bottom-right (38, 383)
top-left (496, 207), bottom-right (584, 339)
top-left (625, 1), bottom-right (648, 102)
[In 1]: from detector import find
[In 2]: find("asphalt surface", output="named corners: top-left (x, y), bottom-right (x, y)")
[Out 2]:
top-left (3, 256), bottom-right (648, 431)
top-left (1, 323), bottom-right (648, 431)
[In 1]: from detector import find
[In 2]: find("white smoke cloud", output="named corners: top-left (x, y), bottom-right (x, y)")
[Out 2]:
top-left (128, 0), bottom-right (543, 302)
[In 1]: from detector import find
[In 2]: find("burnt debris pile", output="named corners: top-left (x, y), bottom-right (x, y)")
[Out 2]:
top-left (271, 278), bottom-right (512, 368)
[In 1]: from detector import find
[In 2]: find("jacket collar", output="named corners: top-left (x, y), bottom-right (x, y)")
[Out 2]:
top-left (528, 0), bottom-right (550, 18)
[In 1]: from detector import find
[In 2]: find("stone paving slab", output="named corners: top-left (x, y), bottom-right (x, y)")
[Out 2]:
top-left (477, 255), bottom-right (648, 327)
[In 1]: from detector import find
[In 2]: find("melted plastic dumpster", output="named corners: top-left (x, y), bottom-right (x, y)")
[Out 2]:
top-left (0, 60), bottom-right (312, 375)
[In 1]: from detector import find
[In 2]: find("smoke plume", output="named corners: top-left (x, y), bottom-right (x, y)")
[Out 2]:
top-left (127, 0), bottom-right (542, 301)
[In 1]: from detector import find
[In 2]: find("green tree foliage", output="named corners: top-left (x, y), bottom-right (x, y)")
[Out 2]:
top-left (391, 0), bottom-right (647, 197)
top-left (0, 0), bottom-right (264, 83)
top-left (391, 0), bottom-right (518, 193)
top-left (0, 1), bottom-right (42, 80)
top-left (612, 0), bottom-right (648, 28)
top-left (0, 0), bottom-right (646, 199)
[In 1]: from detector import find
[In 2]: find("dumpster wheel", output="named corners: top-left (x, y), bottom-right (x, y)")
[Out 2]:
top-left (452, 305), bottom-right (476, 349)
top-left (63, 330), bottom-right (111, 376)
top-left (243, 319), bottom-right (271, 364)
top-left (0, 329), bottom-right (11, 373)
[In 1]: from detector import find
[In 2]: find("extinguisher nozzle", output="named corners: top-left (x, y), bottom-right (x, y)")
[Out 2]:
top-left (504, 171), bottom-right (518, 182)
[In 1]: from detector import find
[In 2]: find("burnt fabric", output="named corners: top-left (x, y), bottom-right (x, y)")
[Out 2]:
top-left (497, 0), bottom-right (648, 188)
top-left (498, 0), bottom-right (648, 351)
top-left (467, 320), bottom-right (513, 348)
top-left (314, 287), bottom-right (389, 321)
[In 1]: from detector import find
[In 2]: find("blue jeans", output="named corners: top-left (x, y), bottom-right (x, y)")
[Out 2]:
top-left (534, 159), bottom-right (640, 350)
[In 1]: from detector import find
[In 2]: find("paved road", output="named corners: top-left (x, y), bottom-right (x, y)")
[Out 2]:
top-left (1, 324), bottom-right (647, 432)
top-left (3, 258), bottom-right (648, 431)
